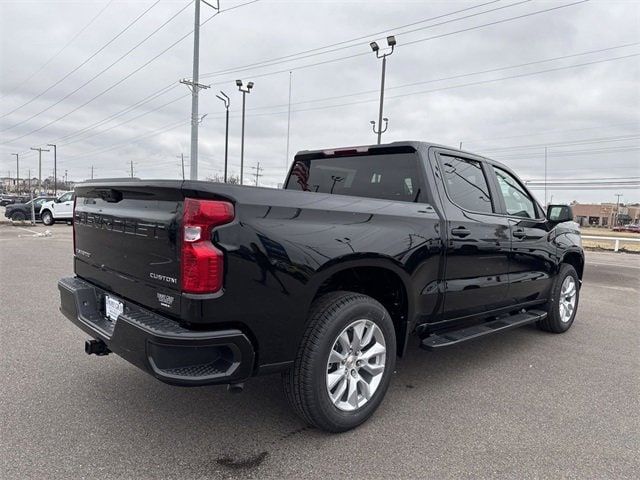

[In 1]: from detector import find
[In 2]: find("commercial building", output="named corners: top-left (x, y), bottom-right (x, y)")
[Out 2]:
top-left (572, 203), bottom-right (640, 227)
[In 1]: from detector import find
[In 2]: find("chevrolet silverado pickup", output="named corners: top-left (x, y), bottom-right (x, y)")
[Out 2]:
top-left (58, 141), bottom-right (583, 432)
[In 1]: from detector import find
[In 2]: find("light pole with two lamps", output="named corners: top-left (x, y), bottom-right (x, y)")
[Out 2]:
top-left (216, 91), bottom-right (230, 183)
top-left (236, 79), bottom-right (254, 185)
top-left (369, 35), bottom-right (396, 145)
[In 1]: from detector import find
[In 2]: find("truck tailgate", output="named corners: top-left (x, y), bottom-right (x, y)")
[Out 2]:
top-left (73, 182), bottom-right (184, 317)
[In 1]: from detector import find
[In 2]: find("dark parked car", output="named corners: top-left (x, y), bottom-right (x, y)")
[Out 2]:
top-left (1, 195), bottom-right (30, 207)
top-left (4, 196), bottom-right (56, 221)
top-left (58, 141), bottom-right (583, 432)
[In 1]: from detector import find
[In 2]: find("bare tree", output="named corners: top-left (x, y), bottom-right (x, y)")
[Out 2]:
top-left (206, 172), bottom-right (240, 184)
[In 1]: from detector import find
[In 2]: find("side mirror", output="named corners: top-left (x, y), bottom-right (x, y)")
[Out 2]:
top-left (547, 204), bottom-right (573, 223)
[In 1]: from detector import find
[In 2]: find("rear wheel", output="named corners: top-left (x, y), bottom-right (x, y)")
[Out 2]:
top-left (538, 264), bottom-right (580, 333)
top-left (283, 291), bottom-right (396, 432)
top-left (11, 211), bottom-right (26, 221)
top-left (41, 210), bottom-right (54, 226)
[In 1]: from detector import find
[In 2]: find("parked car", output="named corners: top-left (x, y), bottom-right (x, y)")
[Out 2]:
top-left (626, 224), bottom-right (640, 233)
top-left (0, 194), bottom-right (29, 207)
top-left (4, 196), bottom-right (56, 221)
top-left (58, 141), bottom-right (583, 432)
top-left (39, 191), bottom-right (75, 225)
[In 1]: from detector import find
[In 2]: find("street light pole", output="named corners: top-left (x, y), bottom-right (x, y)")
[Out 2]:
top-left (30, 147), bottom-right (50, 195)
top-left (236, 79), bottom-right (254, 185)
top-left (47, 144), bottom-right (57, 195)
top-left (369, 35), bottom-right (396, 145)
top-left (216, 91), bottom-right (230, 183)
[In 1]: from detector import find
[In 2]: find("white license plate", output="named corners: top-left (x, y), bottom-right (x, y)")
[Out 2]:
top-left (105, 295), bottom-right (124, 322)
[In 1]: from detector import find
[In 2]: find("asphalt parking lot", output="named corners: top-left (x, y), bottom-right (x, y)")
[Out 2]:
top-left (1, 223), bottom-right (638, 479)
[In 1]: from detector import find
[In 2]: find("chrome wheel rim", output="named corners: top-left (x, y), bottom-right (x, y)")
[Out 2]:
top-left (559, 276), bottom-right (577, 323)
top-left (326, 319), bottom-right (386, 412)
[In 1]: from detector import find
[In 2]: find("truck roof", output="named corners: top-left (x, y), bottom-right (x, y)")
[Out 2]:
top-left (294, 140), bottom-right (507, 169)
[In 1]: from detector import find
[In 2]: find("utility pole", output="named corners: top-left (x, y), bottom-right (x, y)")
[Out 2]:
top-left (30, 147), bottom-right (50, 195)
top-left (369, 35), bottom-right (396, 144)
top-left (544, 146), bottom-right (548, 206)
top-left (614, 193), bottom-right (623, 227)
top-left (47, 144), bottom-right (57, 195)
top-left (237, 79), bottom-right (254, 185)
top-left (176, 154), bottom-right (187, 180)
top-left (250, 161), bottom-right (263, 186)
top-left (285, 71), bottom-right (293, 167)
top-left (64, 170), bottom-right (68, 188)
top-left (216, 91), bottom-right (230, 183)
top-left (91, 165), bottom-right (94, 180)
top-left (181, 0), bottom-right (218, 181)
top-left (130, 161), bottom-right (134, 179)
top-left (11, 153), bottom-right (19, 193)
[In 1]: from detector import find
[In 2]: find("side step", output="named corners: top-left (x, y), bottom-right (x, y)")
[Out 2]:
top-left (420, 309), bottom-right (547, 350)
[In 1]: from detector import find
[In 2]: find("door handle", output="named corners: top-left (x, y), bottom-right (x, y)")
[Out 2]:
top-left (513, 229), bottom-right (526, 239)
top-left (451, 227), bottom-right (470, 238)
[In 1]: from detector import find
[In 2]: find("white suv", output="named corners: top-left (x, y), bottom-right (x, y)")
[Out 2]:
top-left (40, 191), bottom-right (74, 225)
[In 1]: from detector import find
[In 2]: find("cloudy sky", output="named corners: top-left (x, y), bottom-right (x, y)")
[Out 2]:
top-left (1, 0), bottom-right (638, 204)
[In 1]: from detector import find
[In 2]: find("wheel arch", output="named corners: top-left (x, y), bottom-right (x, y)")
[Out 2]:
top-left (560, 250), bottom-right (585, 280)
top-left (309, 256), bottom-right (414, 357)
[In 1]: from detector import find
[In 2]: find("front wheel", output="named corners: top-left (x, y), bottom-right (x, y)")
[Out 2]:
top-left (41, 210), bottom-right (54, 226)
top-left (538, 264), bottom-right (580, 333)
top-left (283, 291), bottom-right (396, 432)
top-left (11, 211), bottom-right (26, 221)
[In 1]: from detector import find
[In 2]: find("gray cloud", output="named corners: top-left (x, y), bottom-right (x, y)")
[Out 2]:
top-left (1, 0), bottom-right (638, 203)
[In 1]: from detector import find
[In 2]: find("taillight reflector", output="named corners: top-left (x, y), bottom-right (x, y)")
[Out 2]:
top-left (181, 198), bottom-right (234, 294)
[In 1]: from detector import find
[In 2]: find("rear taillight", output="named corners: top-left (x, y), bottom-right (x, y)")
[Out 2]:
top-left (181, 198), bottom-right (234, 294)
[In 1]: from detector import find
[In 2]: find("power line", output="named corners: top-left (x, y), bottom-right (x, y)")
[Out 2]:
top-left (200, 0), bottom-right (590, 80)
top-left (200, 0), bottom-right (506, 78)
top-left (64, 119), bottom-right (188, 162)
top-left (58, 93), bottom-right (189, 147)
top-left (0, 0), bottom-right (161, 120)
top-left (1, 0), bottom-right (193, 133)
top-left (1, 0), bottom-right (259, 146)
top-left (0, 0), bottom-right (115, 100)
top-left (206, 52), bottom-right (640, 121)
top-left (243, 43), bottom-right (640, 112)
top-left (15, 43), bottom-right (639, 163)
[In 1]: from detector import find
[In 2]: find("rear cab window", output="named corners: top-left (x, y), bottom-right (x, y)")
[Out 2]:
top-left (285, 152), bottom-right (424, 203)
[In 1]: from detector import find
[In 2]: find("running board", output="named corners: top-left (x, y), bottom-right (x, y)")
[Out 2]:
top-left (420, 309), bottom-right (547, 350)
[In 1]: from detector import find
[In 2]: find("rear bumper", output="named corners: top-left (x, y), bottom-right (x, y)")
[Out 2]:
top-left (58, 276), bottom-right (255, 386)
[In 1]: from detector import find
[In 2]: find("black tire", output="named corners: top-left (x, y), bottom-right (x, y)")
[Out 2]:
top-left (41, 210), bottom-right (54, 226)
top-left (538, 264), bottom-right (580, 333)
top-left (283, 291), bottom-right (396, 433)
top-left (11, 211), bottom-right (26, 221)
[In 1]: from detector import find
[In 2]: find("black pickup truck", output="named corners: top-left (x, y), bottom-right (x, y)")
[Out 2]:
top-left (58, 141), bottom-right (583, 432)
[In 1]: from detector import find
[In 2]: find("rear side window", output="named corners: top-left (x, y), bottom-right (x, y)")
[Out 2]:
top-left (286, 153), bottom-right (423, 203)
top-left (493, 167), bottom-right (538, 218)
top-left (440, 155), bottom-right (493, 213)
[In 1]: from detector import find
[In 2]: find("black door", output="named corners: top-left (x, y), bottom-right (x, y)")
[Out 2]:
top-left (433, 151), bottom-right (512, 321)
top-left (489, 165), bottom-right (555, 305)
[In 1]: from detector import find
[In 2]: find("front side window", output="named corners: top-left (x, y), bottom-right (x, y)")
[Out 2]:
top-left (286, 153), bottom-right (423, 203)
top-left (440, 155), bottom-right (493, 213)
top-left (58, 192), bottom-right (73, 202)
top-left (493, 167), bottom-right (537, 218)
